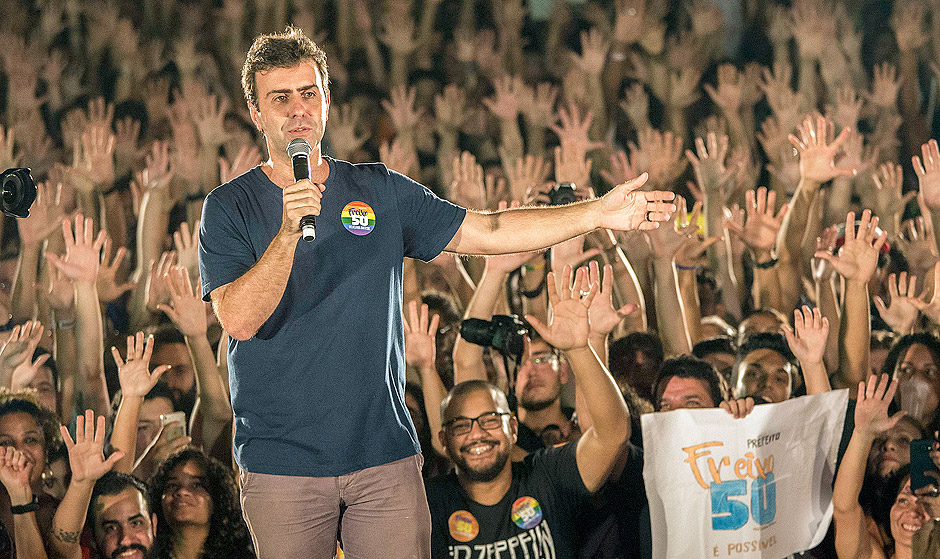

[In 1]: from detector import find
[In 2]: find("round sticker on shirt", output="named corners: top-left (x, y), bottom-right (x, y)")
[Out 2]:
top-left (511, 496), bottom-right (543, 530)
top-left (448, 510), bottom-right (479, 542)
top-left (341, 201), bottom-right (375, 236)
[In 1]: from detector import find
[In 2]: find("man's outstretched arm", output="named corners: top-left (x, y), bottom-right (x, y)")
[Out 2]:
top-left (445, 174), bottom-right (676, 255)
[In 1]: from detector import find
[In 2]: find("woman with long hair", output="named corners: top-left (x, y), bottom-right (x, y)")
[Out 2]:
top-left (148, 447), bottom-right (254, 559)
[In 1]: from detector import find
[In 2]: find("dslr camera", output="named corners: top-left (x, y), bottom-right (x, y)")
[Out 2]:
top-left (460, 315), bottom-right (531, 362)
top-left (547, 182), bottom-right (578, 206)
top-left (1, 168), bottom-right (37, 218)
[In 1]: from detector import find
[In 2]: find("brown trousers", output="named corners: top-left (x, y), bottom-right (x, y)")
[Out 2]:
top-left (240, 454), bottom-right (431, 559)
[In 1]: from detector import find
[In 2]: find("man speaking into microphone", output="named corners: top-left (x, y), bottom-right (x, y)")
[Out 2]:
top-left (198, 26), bottom-right (675, 559)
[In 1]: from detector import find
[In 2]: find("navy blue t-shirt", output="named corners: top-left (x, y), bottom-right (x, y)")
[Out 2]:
top-left (198, 159), bottom-right (465, 476)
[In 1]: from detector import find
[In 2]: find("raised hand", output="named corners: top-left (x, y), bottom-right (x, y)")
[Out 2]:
top-left (571, 28), bottom-right (609, 77)
top-left (482, 75), bottom-right (524, 121)
top-left (434, 84), bottom-right (466, 132)
top-left (45, 258), bottom-right (75, 312)
top-left (379, 138), bottom-right (418, 177)
top-left (72, 125), bottom-right (116, 192)
top-left (0, 446), bottom-right (33, 503)
top-left (112, 332), bottom-right (170, 399)
top-left (329, 103), bottom-right (368, 159)
top-left (725, 187), bottom-right (788, 257)
top-left (156, 265), bottom-right (208, 338)
top-left (826, 85), bottom-right (864, 132)
top-left (16, 181), bottom-right (63, 245)
top-left (173, 221), bottom-right (200, 280)
top-left (503, 154), bottom-right (550, 202)
top-left (550, 103), bottom-right (605, 159)
top-left (526, 265), bottom-right (596, 350)
top-left (675, 201), bottom-right (721, 268)
top-left (894, 218), bottom-right (939, 278)
top-left (874, 272), bottom-right (920, 335)
top-left (667, 67), bottom-right (702, 109)
top-left (219, 144), bottom-right (262, 184)
top-left (0, 321), bottom-right (44, 379)
top-left (46, 214), bottom-right (105, 284)
top-left (96, 236), bottom-right (136, 304)
top-left (645, 199), bottom-right (698, 259)
top-left (811, 226), bottom-right (839, 283)
top-left (782, 305), bottom-right (830, 366)
top-left (632, 128), bottom-right (687, 188)
top-left (600, 149), bottom-right (640, 188)
top-left (913, 140), bottom-right (940, 210)
top-left (449, 151), bottom-right (486, 210)
top-left (598, 174), bottom-right (677, 231)
top-left (868, 63), bottom-right (900, 111)
top-left (685, 131), bottom-right (733, 197)
top-left (553, 144), bottom-right (591, 188)
top-left (191, 93), bottom-right (229, 148)
top-left (911, 262), bottom-right (940, 326)
top-left (704, 64), bottom-right (743, 113)
top-left (583, 260), bottom-right (636, 338)
top-left (872, 163), bottom-right (915, 236)
top-left (619, 83), bottom-right (650, 131)
top-left (813, 210), bottom-right (887, 282)
top-left (381, 85), bottom-right (424, 133)
top-left (892, 0), bottom-right (929, 52)
top-left (135, 141), bottom-right (175, 198)
top-left (114, 116), bottom-right (142, 172)
top-left (403, 301), bottom-right (438, 372)
top-left (788, 114), bottom-right (855, 184)
top-left (60, 410), bottom-right (124, 485)
top-left (854, 374), bottom-right (905, 436)
top-left (145, 251), bottom-right (177, 314)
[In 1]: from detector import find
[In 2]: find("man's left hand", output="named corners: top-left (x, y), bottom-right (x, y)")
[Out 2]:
top-left (598, 173), bottom-right (677, 231)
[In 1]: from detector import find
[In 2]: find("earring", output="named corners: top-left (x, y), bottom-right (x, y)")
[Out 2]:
top-left (41, 466), bottom-right (55, 489)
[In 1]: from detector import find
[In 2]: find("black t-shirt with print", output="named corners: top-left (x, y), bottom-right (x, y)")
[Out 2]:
top-left (426, 441), bottom-right (592, 559)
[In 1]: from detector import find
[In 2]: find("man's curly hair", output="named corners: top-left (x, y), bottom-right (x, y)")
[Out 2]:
top-left (148, 447), bottom-right (255, 559)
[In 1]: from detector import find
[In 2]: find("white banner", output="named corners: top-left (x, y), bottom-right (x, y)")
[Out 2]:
top-left (641, 390), bottom-right (848, 559)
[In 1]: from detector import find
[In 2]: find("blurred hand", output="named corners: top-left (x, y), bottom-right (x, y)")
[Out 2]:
top-left (329, 103), bottom-right (368, 160)
top-left (632, 128), bottom-right (687, 188)
top-left (379, 138), bottom-right (418, 178)
top-left (868, 63), bottom-right (900, 110)
top-left (45, 215), bottom-right (106, 284)
top-left (219, 144), bottom-right (262, 184)
top-left (913, 140), bottom-right (940, 210)
top-left (449, 152), bottom-right (486, 210)
top-left (725, 187), bottom-right (788, 256)
top-left (96, 237), bottom-right (136, 304)
top-left (0, 321), bottom-right (44, 375)
top-left (403, 301), bottom-right (438, 372)
top-left (173, 221), bottom-right (200, 281)
top-left (156, 266), bottom-right (208, 338)
top-left (145, 251), bottom-right (177, 314)
top-left (483, 75), bottom-right (524, 121)
top-left (685, 132), bottom-right (732, 198)
top-left (17, 181), bottom-right (63, 245)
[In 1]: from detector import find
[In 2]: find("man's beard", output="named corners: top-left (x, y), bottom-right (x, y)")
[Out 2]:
top-left (452, 441), bottom-right (511, 483)
top-left (173, 385), bottom-right (197, 417)
top-left (518, 392), bottom-right (557, 412)
top-left (111, 544), bottom-right (150, 559)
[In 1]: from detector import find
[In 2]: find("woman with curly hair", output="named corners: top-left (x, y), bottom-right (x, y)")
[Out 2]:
top-left (0, 391), bottom-right (65, 558)
top-left (148, 447), bottom-right (255, 559)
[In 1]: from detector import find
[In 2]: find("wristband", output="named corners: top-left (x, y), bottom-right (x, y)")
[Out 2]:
top-left (754, 257), bottom-right (779, 269)
top-left (524, 262), bottom-right (545, 271)
top-left (675, 263), bottom-right (698, 271)
top-left (609, 51), bottom-right (627, 62)
top-left (56, 318), bottom-right (76, 329)
top-left (10, 497), bottom-right (38, 514)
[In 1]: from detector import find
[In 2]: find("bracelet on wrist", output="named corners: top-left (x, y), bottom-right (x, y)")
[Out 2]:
top-left (675, 263), bottom-right (698, 271)
top-left (10, 496), bottom-right (38, 515)
top-left (753, 257), bottom-right (779, 269)
top-left (56, 318), bottom-right (76, 329)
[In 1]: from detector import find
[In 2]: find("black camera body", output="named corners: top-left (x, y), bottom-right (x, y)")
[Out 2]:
top-left (460, 315), bottom-right (531, 361)
top-left (547, 182), bottom-right (578, 206)
top-left (1, 168), bottom-right (37, 218)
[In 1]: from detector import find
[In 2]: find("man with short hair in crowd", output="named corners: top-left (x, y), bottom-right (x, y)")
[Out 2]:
top-left (425, 266), bottom-right (630, 557)
top-left (514, 336), bottom-right (580, 451)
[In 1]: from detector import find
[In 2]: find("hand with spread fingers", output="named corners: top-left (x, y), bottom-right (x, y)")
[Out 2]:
top-left (873, 272), bottom-right (920, 335)
top-left (45, 214), bottom-right (106, 285)
top-left (113, 332), bottom-right (170, 399)
top-left (525, 265), bottom-right (597, 351)
top-left (61, 410), bottom-right (125, 485)
top-left (913, 139), bottom-right (940, 210)
top-left (813, 210), bottom-right (887, 283)
top-left (403, 301), bottom-right (438, 373)
top-left (854, 374), bottom-right (905, 437)
top-left (788, 114), bottom-right (856, 185)
top-left (725, 187), bottom-right (788, 259)
top-left (782, 305), bottom-right (830, 371)
top-left (582, 260), bottom-right (636, 339)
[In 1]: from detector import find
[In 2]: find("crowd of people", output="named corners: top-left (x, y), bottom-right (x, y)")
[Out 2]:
top-left (2, 0), bottom-right (940, 557)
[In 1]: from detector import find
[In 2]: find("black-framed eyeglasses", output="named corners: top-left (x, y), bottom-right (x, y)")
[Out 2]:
top-left (443, 412), bottom-right (511, 435)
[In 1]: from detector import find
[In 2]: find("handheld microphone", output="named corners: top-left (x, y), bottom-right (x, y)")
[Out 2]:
top-left (286, 138), bottom-right (316, 242)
